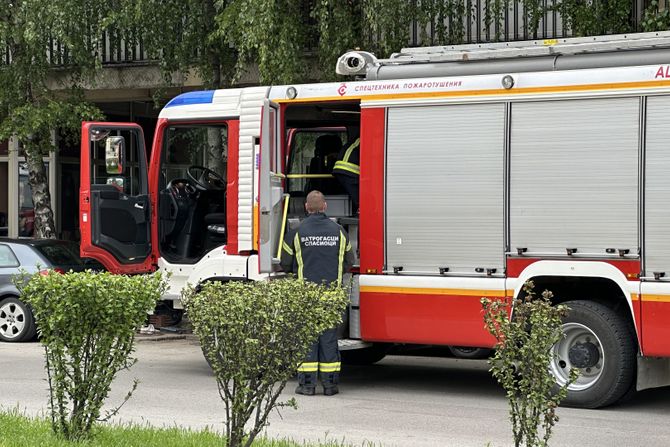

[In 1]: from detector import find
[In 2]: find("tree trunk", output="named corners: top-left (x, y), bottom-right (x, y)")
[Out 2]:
top-left (25, 148), bottom-right (56, 239)
top-left (204, 0), bottom-right (223, 89)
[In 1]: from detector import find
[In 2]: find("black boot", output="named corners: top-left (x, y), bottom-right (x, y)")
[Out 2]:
top-left (295, 385), bottom-right (316, 396)
top-left (323, 386), bottom-right (339, 396)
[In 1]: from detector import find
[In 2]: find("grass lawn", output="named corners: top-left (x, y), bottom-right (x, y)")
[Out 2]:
top-left (0, 411), bottom-right (365, 447)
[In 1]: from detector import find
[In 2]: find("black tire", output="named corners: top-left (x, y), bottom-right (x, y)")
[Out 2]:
top-left (0, 297), bottom-right (37, 343)
top-left (340, 344), bottom-right (388, 365)
top-left (448, 346), bottom-right (492, 359)
top-left (168, 309), bottom-right (184, 326)
top-left (551, 300), bottom-right (636, 409)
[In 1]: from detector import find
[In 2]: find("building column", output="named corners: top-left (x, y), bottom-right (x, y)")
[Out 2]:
top-left (49, 130), bottom-right (58, 235)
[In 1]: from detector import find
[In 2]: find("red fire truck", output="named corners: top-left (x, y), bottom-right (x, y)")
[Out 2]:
top-left (80, 32), bottom-right (670, 408)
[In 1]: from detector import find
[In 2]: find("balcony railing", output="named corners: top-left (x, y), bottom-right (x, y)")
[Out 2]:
top-left (2, 1), bottom-right (645, 68)
top-left (45, 30), bottom-right (150, 66)
top-left (409, 0), bottom-right (571, 45)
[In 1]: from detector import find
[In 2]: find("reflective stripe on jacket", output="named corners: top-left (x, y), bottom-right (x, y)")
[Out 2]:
top-left (333, 138), bottom-right (360, 177)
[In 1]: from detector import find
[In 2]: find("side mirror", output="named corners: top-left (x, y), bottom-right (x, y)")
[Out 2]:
top-left (106, 177), bottom-right (125, 192)
top-left (105, 136), bottom-right (126, 175)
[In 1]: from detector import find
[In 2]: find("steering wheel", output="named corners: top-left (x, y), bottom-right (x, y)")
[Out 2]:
top-left (167, 178), bottom-right (196, 198)
top-left (187, 165), bottom-right (226, 191)
top-left (165, 178), bottom-right (197, 220)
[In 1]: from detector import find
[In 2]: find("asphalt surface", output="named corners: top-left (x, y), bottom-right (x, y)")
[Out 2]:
top-left (1, 337), bottom-right (670, 446)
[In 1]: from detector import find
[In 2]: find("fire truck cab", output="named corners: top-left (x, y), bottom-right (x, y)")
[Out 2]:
top-left (81, 31), bottom-right (670, 408)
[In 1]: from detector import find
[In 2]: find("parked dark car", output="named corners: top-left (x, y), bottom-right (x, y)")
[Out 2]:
top-left (0, 238), bottom-right (104, 342)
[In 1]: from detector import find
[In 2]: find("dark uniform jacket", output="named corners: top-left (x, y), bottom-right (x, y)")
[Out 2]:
top-left (332, 138), bottom-right (360, 178)
top-left (280, 212), bottom-right (355, 285)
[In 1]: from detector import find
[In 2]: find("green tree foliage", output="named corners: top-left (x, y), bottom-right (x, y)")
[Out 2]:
top-left (555, 0), bottom-right (633, 37)
top-left (481, 282), bottom-right (578, 447)
top-left (308, 0), bottom-right (417, 81)
top-left (123, 0), bottom-right (237, 89)
top-left (0, 0), bottom-right (112, 238)
top-left (221, 0), bottom-right (637, 83)
top-left (183, 279), bottom-right (348, 447)
top-left (220, 0), bottom-right (310, 85)
top-left (18, 271), bottom-right (167, 441)
top-left (414, 0), bottom-right (473, 45)
top-left (642, 0), bottom-right (670, 32)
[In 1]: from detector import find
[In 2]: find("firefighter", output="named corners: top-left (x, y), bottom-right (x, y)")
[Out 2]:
top-left (280, 190), bottom-right (355, 396)
top-left (332, 137), bottom-right (360, 213)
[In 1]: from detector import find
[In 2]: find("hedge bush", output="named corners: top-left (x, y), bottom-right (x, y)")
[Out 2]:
top-left (183, 279), bottom-right (348, 447)
top-left (18, 270), bottom-right (167, 441)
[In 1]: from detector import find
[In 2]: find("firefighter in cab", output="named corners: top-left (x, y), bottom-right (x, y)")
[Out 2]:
top-left (332, 137), bottom-right (360, 213)
top-left (280, 190), bottom-right (355, 396)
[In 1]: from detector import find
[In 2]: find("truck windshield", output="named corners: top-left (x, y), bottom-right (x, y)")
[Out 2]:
top-left (163, 125), bottom-right (228, 184)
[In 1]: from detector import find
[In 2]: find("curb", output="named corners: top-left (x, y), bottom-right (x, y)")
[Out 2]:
top-left (135, 333), bottom-right (198, 343)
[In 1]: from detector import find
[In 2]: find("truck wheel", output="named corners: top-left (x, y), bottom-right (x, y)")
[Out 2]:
top-left (0, 297), bottom-right (37, 343)
top-left (340, 344), bottom-right (388, 365)
top-left (550, 300), bottom-right (636, 408)
top-left (448, 346), bottom-right (492, 359)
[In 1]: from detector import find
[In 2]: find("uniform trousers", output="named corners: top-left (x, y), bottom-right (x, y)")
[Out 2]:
top-left (297, 327), bottom-right (340, 389)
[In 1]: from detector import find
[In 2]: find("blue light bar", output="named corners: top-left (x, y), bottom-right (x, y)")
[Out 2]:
top-left (164, 90), bottom-right (215, 108)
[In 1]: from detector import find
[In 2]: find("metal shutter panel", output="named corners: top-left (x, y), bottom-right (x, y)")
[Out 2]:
top-left (386, 104), bottom-right (505, 274)
top-left (644, 96), bottom-right (670, 276)
top-left (510, 97), bottom-right (639, 255)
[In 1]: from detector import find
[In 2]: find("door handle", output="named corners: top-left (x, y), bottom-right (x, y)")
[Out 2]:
top-left (134, 203), bottom-right (145, 210)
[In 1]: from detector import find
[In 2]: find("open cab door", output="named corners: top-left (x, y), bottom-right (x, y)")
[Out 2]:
top-left (258, 100), bottom-right (285, 273)
top-left (80, 122), bottom-right (154, 274)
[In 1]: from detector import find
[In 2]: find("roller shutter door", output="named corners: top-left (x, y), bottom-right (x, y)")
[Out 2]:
top-left (644, 96), bottom-right (670, 276)
top-left (510, 97), bottom-right (639, 255)
top-left (386, 104), bottom-right (505, 274)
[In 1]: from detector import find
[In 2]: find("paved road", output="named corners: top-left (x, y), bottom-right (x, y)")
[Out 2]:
top-left (1, 338), bottom-right (670, 447)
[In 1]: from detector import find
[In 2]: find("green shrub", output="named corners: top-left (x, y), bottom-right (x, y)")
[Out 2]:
top-left (183, 279), bottom-right (348, 447)
top-left (481, 282), bottom-right (578, 447)
top-left (18, 271), bottom-right (167, 441)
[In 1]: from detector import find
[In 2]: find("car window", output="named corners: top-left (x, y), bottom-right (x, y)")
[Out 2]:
top-left (36, 243), bottom-right (83, 266)
top-left (0, 245), bottom-right (19, 267)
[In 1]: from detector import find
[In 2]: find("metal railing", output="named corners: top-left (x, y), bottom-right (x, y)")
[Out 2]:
top-left (98, 30), bottom-right (149, 65)
top-left (2, 1), bottom-right (645, 68)
top-left (46, 30), bottom-right (150, 66)
top-left (409, 0), bottom-right (570, 45)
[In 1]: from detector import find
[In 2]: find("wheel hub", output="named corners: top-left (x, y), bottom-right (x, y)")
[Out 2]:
top-left (568, 341), bottom-right (600, 368)
top-left (0, 302), bottom-right (25, 339)
top-left (550, 322), bottom-right (605, 391)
